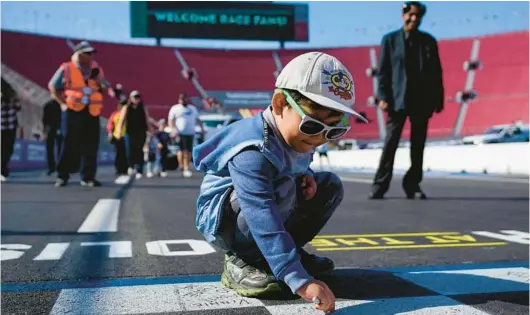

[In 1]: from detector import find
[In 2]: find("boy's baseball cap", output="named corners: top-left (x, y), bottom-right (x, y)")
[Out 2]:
top-left (275, 52), bottom-right (368, 122)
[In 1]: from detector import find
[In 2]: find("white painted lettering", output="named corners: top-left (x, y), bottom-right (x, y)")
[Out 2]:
top-left (34, 243), bottom-right (70, 260)
top-left (77, 199), bottom-right (120, 233)
top-left (1, 244), bottom-right (31, 261)
top-left (472, 230), bottom-right (530, 245)
top-left (81, 241), bottom-right (133, 258)
top-left (146, 240), bottom-right (215, 256)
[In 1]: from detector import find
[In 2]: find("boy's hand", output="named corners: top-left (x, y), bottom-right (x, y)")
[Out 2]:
top-left (297, 279), bottom-right (336, 313)
top-left (300, 175), bottom-right (317, 200)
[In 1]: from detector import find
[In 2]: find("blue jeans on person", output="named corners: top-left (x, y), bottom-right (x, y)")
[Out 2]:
top-left (219, 171), bottom-right (344, 263)
top-left (145, 150), bottom-right (162, 174)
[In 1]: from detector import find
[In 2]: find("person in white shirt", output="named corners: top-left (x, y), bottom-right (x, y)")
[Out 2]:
top-left (168, 93), bottom-right (204, 177)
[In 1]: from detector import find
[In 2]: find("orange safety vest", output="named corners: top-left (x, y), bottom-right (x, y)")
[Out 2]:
top-left (62, 61), bottom-right (103, 116)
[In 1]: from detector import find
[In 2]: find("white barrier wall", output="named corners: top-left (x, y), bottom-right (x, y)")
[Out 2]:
top-left (312, 143), bottom-right (529, 175)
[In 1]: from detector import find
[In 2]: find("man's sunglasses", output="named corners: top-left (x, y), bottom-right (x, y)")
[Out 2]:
top-left (278, 89), bottom-right (351, 140)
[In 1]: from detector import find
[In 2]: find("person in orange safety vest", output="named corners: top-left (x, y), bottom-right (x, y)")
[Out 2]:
top-left (48, 41), bottom-right (109, 187)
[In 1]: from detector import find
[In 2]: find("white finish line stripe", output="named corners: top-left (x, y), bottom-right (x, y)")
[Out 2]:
top-left (48, 279), bottom-right (503, 315)
top-left (340, 176), bottom-right (373, 184)
top-left (33, 243), bottom-right (70, 261)
top-left (50, 282), bottom-right (263, 314)
top-left (77, 199), bottom-right (120, 233)
top-left (47, 266), bottom-right (528, 314)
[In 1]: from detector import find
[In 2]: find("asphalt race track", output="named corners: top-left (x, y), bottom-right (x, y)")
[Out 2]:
top-left (2, 167), bottom-right (529, 315)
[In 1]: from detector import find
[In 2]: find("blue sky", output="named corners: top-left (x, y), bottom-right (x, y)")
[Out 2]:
top-left (1, 1), bottom-right (528, 49)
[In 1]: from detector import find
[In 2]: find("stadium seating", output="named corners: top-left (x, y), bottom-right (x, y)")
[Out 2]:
top-left (461, 32), bottom-right (529, 135)
top-left (1, 31), bottom-right (72, 91)
top-left (179, 49), bottom-right (276, 91)
top-left (421, 36), bottom-right (471, 138)
top-left (91, 41), bottom-right (196, 118)
top-left (2, 30), bottom-right (527, 139)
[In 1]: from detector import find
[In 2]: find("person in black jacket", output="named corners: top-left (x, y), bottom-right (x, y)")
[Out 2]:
top-left (370, 1), bottom-right (444, 200)
top-left (42, 99), bottom-right (63, 175)
top-left (1, 77), bottom-right (21, 182)
top-left (115, 90), bottom-right (152, 178)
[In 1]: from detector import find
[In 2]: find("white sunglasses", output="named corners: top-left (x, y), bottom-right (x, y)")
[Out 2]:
top-left (278, 89), bottom-right (351, 140)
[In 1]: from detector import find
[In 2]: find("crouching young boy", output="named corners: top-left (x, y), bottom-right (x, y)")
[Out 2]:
top-left (192, 52), bottom-right (367, 313)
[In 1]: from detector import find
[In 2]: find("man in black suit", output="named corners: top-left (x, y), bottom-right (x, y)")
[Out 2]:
top-left (370, 1), bottom-right (444, 200)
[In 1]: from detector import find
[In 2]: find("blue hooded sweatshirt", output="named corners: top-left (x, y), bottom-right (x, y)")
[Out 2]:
top-left (192, 110), bottom-right (314, 294)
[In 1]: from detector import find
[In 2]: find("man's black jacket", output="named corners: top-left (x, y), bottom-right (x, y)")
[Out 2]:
top-left (376, 28), bottom-right (445, 117)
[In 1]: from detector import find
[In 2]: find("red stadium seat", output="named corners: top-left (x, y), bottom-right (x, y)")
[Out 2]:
top-left (178, 49), bottom-right (276, 91)
top-left (461, 32), bottom-right (529, 135)
top-left (2, 30), bottom-right (527, 137)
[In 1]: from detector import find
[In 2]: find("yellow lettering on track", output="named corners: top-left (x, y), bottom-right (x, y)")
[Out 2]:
top-left (309, 239), bottom-right (338, 247)
top-left (336, 238), bottom-right (379, 246)
top-left (425, 236), bottom-right (461, 244)
top-left (380, 237), bottom-right (415, 245)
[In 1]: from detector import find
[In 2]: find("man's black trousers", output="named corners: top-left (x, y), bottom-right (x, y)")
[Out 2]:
top-left (127, 133), bottom-right (146, 173)
top-left (372, 110), bottom-right (429, 195)
top-left (45, 127), bottom-right (62, 172)
top-left (1, 129), bottom-right (16, 177)
top-left (112, 137), bottom-right (128, 175)
top-left (56, 108), bottom-right (100, 182)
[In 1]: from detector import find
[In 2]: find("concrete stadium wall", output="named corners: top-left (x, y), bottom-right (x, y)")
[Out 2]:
top-left (312, 143), bottom-right (529, 176)
top-left (9, 139), bottom-right (115, 171)
top-left (12, 140), bottom-right (527, 175)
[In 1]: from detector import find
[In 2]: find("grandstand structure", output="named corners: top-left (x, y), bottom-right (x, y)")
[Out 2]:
top-left (2, 30), bottom-right (528, 141)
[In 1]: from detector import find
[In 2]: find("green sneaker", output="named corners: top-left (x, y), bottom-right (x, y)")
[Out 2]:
top-left (221, 252), bottom-right (283, 298)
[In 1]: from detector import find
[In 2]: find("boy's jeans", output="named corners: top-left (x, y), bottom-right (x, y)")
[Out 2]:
top-left (145, 151), bottom-right (162, 174)
top-left (218, 171), bottom-right (344, 263)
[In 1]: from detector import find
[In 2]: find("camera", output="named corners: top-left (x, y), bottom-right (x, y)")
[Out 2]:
top-left (89, 67), bottom-right (100, 79)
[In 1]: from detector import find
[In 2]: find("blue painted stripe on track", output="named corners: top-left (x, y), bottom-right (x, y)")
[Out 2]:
top-left (2, 261), bottom-right (527, 293)
top-left (367, 260), bottom-right (529, 273)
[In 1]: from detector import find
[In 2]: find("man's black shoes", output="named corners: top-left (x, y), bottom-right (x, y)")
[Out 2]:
top-left (404, 186), bottom-right (427, 199)
top-left (368, 188), bottom-right (427, 200)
